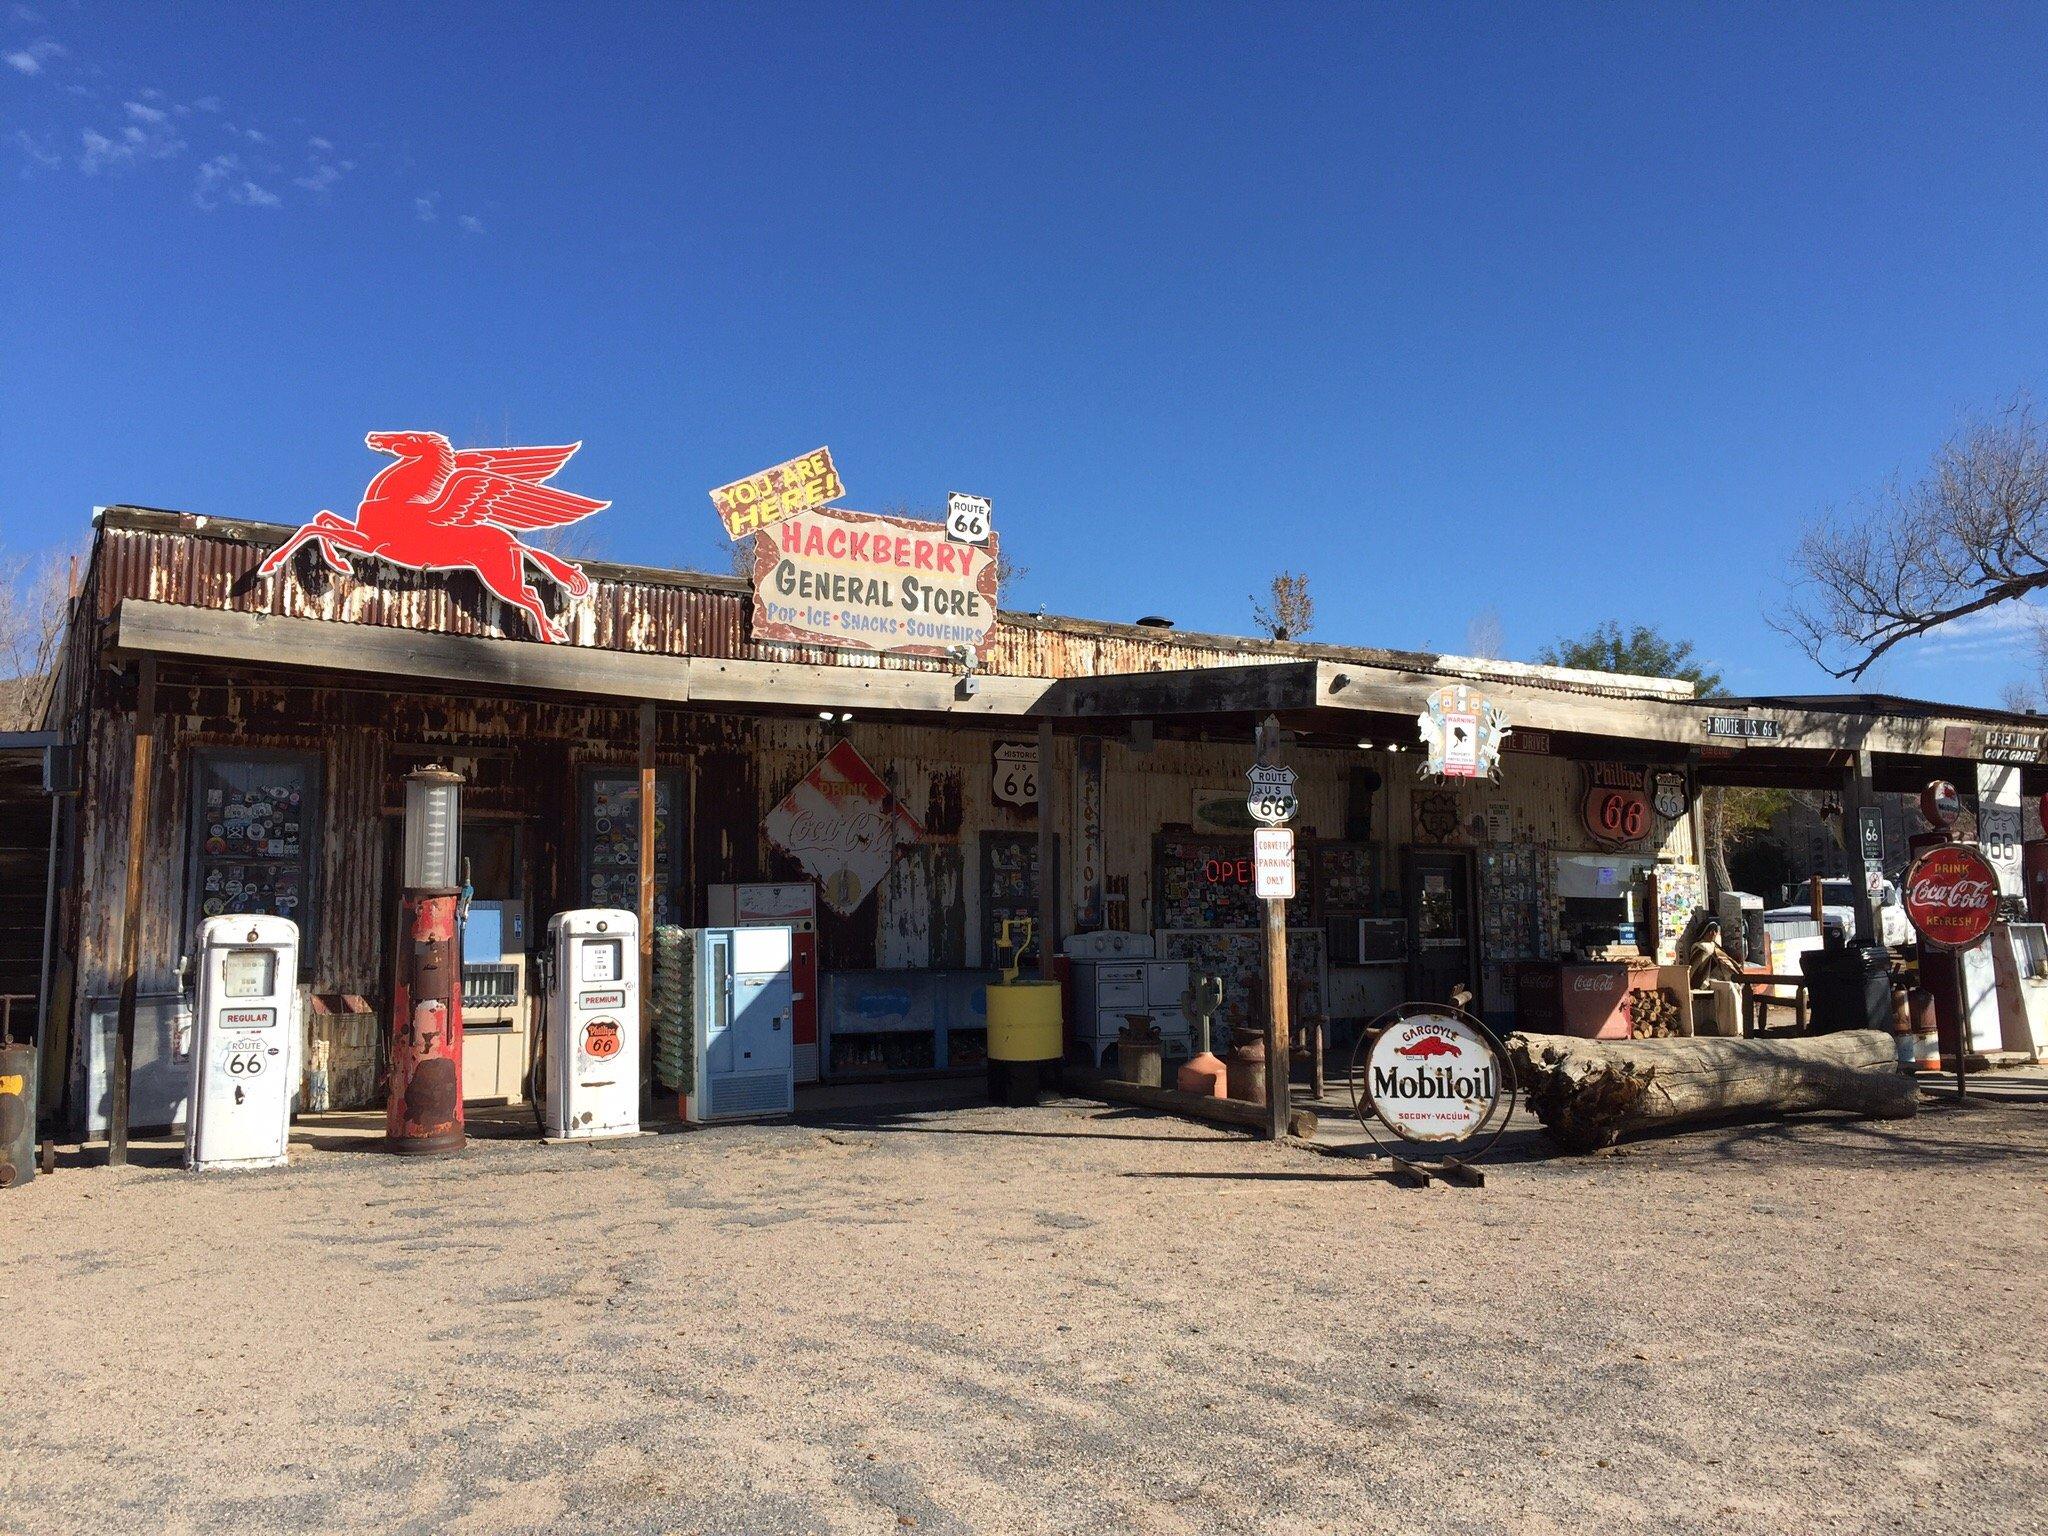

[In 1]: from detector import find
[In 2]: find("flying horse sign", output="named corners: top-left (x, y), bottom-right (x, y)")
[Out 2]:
top-left (258, 431), bottom-right (610, 643)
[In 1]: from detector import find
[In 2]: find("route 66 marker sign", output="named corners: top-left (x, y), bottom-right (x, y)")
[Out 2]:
top-left (946, 492), bottom-right (992, 545)
top-left (1246, 763), bottom-right (1298, 826)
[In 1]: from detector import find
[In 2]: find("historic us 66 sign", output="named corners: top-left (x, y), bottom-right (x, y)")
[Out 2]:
top-left (1245, 763), bottom-right (1298, 826)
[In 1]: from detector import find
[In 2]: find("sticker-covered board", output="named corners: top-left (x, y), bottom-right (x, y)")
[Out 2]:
top-left (1158, 928), bottom-right (1328, 1038)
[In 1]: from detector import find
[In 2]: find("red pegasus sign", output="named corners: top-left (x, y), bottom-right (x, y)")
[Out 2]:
top-left (257, 431), bottom-right (609, 643)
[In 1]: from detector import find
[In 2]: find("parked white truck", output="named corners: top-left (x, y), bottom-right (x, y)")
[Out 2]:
top-left (1762, 878), bottom-right (1911, 947)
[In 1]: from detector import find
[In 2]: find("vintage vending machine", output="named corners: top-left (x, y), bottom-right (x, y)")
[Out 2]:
top-left (542, 909), bottom-right (640, 1140)
top-left (461, 901), bottom-right (530, 1103)
top-left (676, 925), bottom-right (795, 1123)
top-left (185, 914), bottom-right (299, 1171)
top-left (707, 882), bottom-right (819, 1083)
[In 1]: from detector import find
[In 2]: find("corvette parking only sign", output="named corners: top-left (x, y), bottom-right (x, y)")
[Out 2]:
top-left (1254, 827), bottom-right (1295, 900)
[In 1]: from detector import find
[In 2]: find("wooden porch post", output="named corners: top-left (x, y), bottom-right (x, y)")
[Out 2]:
top-left (1037, 720), bottom-right (1057, 978)
top-left (638, 702), bottom-right (657, 1041)
top-left (108, 655), bottom-right (156, 1166)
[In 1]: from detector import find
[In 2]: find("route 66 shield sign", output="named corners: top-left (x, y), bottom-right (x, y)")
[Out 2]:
top-left (1246, 763), bottom-right (1298, 826)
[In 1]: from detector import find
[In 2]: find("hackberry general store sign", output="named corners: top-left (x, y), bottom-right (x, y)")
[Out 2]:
top-left (751, 505), bottom-right (1001, 659)
top-left (764, 740), bottom-right (924, 915)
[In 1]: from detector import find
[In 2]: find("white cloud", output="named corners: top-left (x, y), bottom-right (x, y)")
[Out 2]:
top-left (193, 95), bottom-right (221, 112)
top-left (293, 156), bottom-right (352, 193)
top-left (458, 212), bottom-right (484, 234)
top-left (10, 128), bottom-right (60, 168)
top-left (4, 36), bottom-right (59, 73)
top-left (414, 191), bottom-right (439, 222)
top-left (192, 152), bottom-right (279, 209)
top-left (78, 108), bottom-right (186, 172)
top-left (1908, 600), bottom-right (2048, 660)
top-left (11, 6), bottom-right (45, 25)
top-left (124, 99), bottom-right (168, 124)
top-left (309, 135), bottom-right (331, 151)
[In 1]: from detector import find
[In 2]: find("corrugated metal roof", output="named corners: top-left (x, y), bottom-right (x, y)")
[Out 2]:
top-left (87, 506), bottom-right (1695, 702)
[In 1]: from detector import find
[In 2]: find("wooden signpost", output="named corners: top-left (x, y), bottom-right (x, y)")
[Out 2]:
top-left (1250, 718), bottom-right (1295, 1141)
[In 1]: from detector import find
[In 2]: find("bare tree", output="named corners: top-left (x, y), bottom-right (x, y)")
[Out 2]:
top-left (1783, 395), bottom-right (2048, 679)
top-left (1251, 572), bottom-right (1314, 641)
top-left (1463, 607), bottom-right (1505, 659)
top-left (0, 544), bottom-right (76, 729)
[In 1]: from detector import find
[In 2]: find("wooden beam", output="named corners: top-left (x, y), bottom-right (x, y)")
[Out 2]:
top-left (108, 656), bottom-right (155, 1166)
top-left (1049, 661), bottom-right (1321, 719)
top-left (1036, 720), bottom-right (1057, 977)
top-left (637, 701), bottom-right (656, 1051)
top-left (112, 598), bottom-right (1963, 760)
top-left (113, 601), bottom-right (1055, 717)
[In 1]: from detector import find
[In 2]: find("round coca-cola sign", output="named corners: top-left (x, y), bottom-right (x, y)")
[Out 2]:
top-left (1902, 844), bottom-right (2000, 950)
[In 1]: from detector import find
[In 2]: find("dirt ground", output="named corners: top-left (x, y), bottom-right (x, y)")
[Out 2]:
top-left (6, 1082), bottom-right (2047, 1536)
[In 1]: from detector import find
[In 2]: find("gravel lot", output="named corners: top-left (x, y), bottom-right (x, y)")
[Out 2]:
top-left (6, 1085), bottom-right (2046, 1536)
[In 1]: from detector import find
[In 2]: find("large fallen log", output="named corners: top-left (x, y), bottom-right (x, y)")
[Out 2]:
top-left (1067, 1068), bottom-right (1319, 1139)
top-left (1506, 1028), bottom-right (1917, 1152)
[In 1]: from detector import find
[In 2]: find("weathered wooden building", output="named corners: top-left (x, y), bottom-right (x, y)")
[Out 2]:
top-left (31, 505), bottom-right (2046, 1129)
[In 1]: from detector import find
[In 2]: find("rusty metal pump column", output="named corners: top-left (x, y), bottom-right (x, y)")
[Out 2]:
top-left (388, 764), bottom-right (466, 1155)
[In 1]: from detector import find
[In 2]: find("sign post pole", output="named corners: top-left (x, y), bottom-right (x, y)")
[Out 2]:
top-left (1953, 954), bottom-right (1970, 1101)
top-left (1248, 720), bottom-right (1298, 1141)
top-left (1265, 894), bottom-right (1289, 1142)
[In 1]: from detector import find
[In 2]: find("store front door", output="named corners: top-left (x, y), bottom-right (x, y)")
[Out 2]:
top-left (1403, 847), bottom-right (1479, 1005)
top-left (459, 819), bottom-right (532, 1103)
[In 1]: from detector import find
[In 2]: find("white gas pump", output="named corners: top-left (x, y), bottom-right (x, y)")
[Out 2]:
top-left (542, 909), bottom-right (641, 1140)
top-left (185, 913), bottom-right (299, 1171)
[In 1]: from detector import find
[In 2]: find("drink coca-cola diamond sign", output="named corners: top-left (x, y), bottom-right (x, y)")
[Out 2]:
top-left (1902, 843), bottom-right (2000, 950)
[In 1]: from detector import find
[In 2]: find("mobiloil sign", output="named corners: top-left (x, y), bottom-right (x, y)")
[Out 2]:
top-left (1364, 1010), bottom-right (1502, 1143)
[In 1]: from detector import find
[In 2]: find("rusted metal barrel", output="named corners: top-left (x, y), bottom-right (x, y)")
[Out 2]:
top-left (1225, 1027), bottom-right (1267, 1105)
top-left (0, 1040), bottom-right (35, 1189)
top-left (387, 889), bottom-right (465, 1155)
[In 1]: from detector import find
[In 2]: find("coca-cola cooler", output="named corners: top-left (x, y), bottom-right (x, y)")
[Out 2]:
top-left (1513, 961), bottom-right (1632, 1039)
top-left (708, 882), bottom-right (820, 1083)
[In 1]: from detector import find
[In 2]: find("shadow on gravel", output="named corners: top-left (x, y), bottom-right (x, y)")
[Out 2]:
top-left (1125, 1168), bottom-right (1401, 1184)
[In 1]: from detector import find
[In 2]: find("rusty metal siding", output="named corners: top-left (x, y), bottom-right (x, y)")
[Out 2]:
top-left (88, 519), bottom-right (1464, 686)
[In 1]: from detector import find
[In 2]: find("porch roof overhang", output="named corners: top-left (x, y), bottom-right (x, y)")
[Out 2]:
top-left (108, 597), bottom-right (1966, 763)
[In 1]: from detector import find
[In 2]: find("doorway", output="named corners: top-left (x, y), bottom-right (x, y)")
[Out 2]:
top-left (460, 819), bottom-right (532, 1103)
top-left (1402, 846), bottom-right (1479, 1005)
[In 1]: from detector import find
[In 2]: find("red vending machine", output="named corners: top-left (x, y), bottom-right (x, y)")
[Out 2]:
top-left (707, 882), bottom-right (819, 1083)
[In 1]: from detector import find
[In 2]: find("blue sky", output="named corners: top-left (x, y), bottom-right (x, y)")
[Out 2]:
top-left (4, 3), bottom-right (2046, 703)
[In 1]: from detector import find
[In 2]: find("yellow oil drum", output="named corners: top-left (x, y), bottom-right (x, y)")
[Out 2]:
top-left (986, 980), bottom-right (1062, 1063)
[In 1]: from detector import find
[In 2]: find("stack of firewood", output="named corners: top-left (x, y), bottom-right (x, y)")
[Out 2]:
top-left (1624, 986), bottom-right (1686, 1039)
